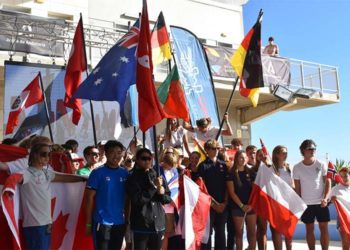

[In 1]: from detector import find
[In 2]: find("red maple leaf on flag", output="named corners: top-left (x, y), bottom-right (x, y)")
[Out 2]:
top-left (50, 198), bottom-right (70, 250)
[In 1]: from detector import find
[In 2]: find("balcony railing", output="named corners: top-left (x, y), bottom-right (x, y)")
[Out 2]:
top-left (288, 58), bottom-right (339, 96)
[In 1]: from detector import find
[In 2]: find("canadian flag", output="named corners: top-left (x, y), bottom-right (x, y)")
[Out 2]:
top-left (0, 144), bottom-right (92, 250)
top-left (249, 164), bottom-right (307, 239)
top-left (5, 73), bottom-right (44, 134)
top-left (333, 193), bottom-right (350, 239)
top-left (182, 175), bottom-right (211, 250)
top-left (1, 174), bottom-right (93, 250)
top-left (0, 144), bottom-right (29, 249)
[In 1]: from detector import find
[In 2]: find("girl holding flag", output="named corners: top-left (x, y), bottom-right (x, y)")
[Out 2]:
top-left (331, 166), bottom-right (350, 250)
top-left (159, 148), bottom-right (180, 250)
top-left (226, 150), bottom-right (256, 250)
top-left (270, 145), bottom-right (294, 250)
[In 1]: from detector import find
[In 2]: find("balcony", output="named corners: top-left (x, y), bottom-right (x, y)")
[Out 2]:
top-left (197, 45), bottom-right (340, 125)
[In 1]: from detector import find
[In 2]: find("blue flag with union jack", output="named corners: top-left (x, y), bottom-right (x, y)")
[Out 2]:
top-left (73, 19), bottom-right (140, 110)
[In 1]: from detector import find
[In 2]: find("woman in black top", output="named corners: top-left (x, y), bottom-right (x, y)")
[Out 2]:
top-left (226, 150), bottom-right (256, 250)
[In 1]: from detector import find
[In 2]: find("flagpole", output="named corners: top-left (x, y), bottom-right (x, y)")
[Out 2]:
top-left (38, 72), bottom-right (54, 143)
top-left (215, 76), bottom-right (239, 141)
top-left (80, 13), bottom-right (98, 146)
top-left (152, 125), bottom-right (160, 175)
top-left (125, 128), bottom-right (139, 153)
top-left (142, 132), bottom-right (146, 148)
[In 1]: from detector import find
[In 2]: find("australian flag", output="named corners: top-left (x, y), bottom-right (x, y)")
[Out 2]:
top-left (73, 19), bottom-right (140, 112)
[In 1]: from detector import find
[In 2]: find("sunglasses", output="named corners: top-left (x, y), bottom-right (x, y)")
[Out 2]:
top-left (208, 147), bottom-right (219, 151)
top-left (39, 151), bottom-right (51, 158)
top-left (89, 152), bottom-right (99, 157)
top-left (140, 156), bottom-right (152, 161)
top-left (306, 148), bottom-right (316, 151)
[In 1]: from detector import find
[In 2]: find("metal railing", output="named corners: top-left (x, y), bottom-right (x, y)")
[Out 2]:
top-left (288, 58), bottom-right (339, 96)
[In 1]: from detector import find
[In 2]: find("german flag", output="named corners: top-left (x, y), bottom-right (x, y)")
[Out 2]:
top-left (230, 10), bottom-right (264, 107)
top-left (151, 11), bottom-right (172, 65)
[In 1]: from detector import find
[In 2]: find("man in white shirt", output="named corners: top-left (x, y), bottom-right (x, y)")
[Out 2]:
top-left (293, 139), bottom-right (331, 250)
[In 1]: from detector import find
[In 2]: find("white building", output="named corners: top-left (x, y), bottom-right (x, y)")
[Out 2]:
top-left (0, 0), bottom-right (339, 146)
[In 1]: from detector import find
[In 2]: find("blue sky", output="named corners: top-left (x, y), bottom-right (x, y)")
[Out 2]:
top-left (243, 0), bottom-right (350, 165)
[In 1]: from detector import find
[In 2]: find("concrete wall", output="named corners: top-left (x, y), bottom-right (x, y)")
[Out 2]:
top-left (88, 0), bottom-right (245, 47)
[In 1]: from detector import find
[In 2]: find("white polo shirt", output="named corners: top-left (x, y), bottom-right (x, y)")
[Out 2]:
top-left (293, 159), bottom-right (327, 205)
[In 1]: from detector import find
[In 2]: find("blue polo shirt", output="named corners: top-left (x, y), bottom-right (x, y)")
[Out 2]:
top-left (87, 165), bottom-right (129, 225)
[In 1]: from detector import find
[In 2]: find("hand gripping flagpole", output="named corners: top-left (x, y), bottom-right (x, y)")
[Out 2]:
top-left (38, 72), bottom-right (54, 143)
top-left (80, 13), bottom-right (98, 146)
top-left (215, 76), bottom-right (239, 141)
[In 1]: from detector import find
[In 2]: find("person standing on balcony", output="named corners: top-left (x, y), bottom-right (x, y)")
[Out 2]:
top-left (293, 139), bottom-right (330, 250)
top-left (263, 37), bottom-right (279, 56)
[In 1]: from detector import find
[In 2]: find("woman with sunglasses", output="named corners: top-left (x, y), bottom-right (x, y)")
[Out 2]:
top-left (126, 148), bottom-right (171, 250)
top-left (331, 166), bottom-right (350, 250)
top-left (270, 145), bottom-right (294, 250)
top-left (123, 152), bottom-right (135, 172)
top-left (77, 146), bottom-right (100, 176)
top-left (20, 143), bottom-right (86, 250)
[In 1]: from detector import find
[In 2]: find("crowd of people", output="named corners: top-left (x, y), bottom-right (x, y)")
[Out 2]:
top-left (0, 116), bottom-right (349, 250)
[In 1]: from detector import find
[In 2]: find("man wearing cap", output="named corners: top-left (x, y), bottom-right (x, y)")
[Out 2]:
top-left (293, 139), bottom-right (331, 250)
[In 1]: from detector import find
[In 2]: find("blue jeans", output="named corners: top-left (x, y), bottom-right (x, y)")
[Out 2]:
top-left (23, 224), bottom-right (51, 250)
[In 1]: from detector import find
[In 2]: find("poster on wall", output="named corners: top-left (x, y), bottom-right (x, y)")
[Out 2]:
top-left (3, 61), bottom-right (151, 152)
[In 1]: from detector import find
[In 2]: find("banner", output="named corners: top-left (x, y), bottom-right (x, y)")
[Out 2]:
top-left (0, 10), bottom-right (65, 57)
top-left (204, 45), bottom-right (291, 86)
top-left (170, 26), bottom-right (220, 128)
top-left (262, 56), bottom-right (291, 86)
top-left (204, 45), bottom-right (236, 78)
top-left (3, 61), bottom-right (152, 153)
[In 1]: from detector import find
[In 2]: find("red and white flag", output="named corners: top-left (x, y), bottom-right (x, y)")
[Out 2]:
top-left (64, 15), bottom-right (87, 125)
top-left (0, 144), bottom-right (29, 249)
top-left (1, 174), bottom-right (93, 250)
top-left (327, 161), bottom-right (343, 184)
top-left (182, 175), bottom-right (211, 250)
top-left (136, 0), bottom-right (166, 132)
top-left (5, 73), bottom-right (44, 135)
top-left (249, 164), bottom-right (307, 239)
top-left (333, 195), bottom-right (350, 240)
